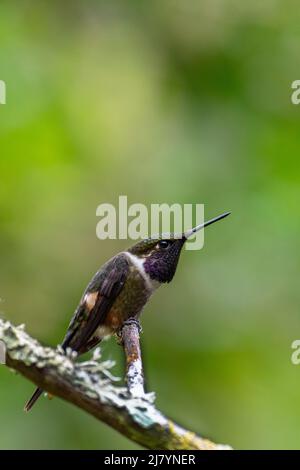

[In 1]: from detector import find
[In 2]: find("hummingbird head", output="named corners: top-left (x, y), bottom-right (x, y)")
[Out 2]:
top-left (127, 211), bottom-right (230, 284)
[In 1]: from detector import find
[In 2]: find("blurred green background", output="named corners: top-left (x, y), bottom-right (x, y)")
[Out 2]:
top-left (1, 0), bottom-right (300, 450)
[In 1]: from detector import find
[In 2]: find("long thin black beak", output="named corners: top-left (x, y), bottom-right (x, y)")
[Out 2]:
top-left (184, 211), bottom-right (231, 239)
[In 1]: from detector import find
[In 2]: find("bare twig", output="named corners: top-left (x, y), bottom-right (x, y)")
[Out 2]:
top-left (0, 318), bottom-right (232, 450)
top-left (121, 319), bottom-right (145, 397)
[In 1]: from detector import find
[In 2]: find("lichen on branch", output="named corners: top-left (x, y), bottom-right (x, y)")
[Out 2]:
top-left (0, 318), bottom-right (231, 450)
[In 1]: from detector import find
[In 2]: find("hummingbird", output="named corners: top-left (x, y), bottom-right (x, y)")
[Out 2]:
top-left (24, 211), bottom-right (230, 411)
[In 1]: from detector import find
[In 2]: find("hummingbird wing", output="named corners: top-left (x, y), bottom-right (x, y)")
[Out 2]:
top-left (24, 255), bottom-right (129, 412)
top-left (61, 254), bottom-right (129, 352)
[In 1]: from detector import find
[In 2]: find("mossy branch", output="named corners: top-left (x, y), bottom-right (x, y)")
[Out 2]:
top-left (0, 318), bottom-right (231, 450)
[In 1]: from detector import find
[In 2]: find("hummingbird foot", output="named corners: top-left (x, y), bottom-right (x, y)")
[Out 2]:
top-left (115, 318), bottom-right (142, 345)
top-left (122, 318), bottom-right (142, 334)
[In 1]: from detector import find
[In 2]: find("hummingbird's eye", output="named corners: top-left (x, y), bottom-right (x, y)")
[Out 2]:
top-left (157, 240), bottom-right (171, 250)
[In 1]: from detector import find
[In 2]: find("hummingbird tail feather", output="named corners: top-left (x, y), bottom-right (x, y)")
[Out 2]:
top-left (24, 387), bottom-right (43, 412)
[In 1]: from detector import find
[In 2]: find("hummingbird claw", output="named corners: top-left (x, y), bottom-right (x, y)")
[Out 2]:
top-left (115, 318), bottom-right (143, 345)
top-left (122, 318), bottom-right (142, 334)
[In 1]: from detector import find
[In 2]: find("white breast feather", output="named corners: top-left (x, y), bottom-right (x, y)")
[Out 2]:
top-left (124, 251), bottom-right (160, 291)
